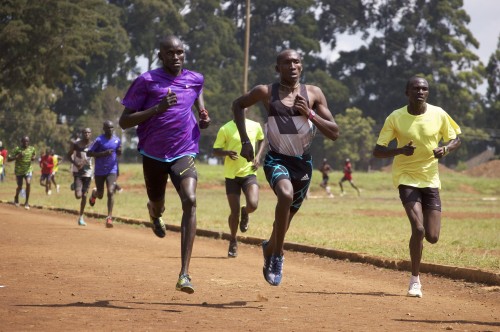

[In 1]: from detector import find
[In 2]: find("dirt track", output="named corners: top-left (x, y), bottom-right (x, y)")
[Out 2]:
top-left (0, 203), bottom-right (499, 331)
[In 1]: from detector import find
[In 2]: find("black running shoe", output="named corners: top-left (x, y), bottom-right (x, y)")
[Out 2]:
top-left (239, 206), bottom-right (249, 233)
top-left (228, 240), bottom-right (238, 258)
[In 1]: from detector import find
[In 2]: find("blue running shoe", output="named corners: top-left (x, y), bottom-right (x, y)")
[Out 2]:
top-left (261, 240), bottom-right (274, 285)
top-left (271, 255), bottom-right (284, 286)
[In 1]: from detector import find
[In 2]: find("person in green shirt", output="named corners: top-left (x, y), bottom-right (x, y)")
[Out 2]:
top-left (8, 136), bottom-right (36, 209)
top-left (373, 76), bottom-right (461, 298)
top-left (213, 111), bottom-right (265, 258)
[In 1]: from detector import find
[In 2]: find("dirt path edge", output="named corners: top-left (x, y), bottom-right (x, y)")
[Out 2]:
top-left (3, 200), bottom-right (498, 286)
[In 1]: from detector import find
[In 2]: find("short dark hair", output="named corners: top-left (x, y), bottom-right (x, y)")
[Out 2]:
top-left (405, 76), bottom-right (428, 92)
top-left (159, 35), bottom-right (183, 50)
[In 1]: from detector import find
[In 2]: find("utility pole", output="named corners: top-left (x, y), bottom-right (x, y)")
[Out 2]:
top-left (243, 0), bottom-right (250, 94)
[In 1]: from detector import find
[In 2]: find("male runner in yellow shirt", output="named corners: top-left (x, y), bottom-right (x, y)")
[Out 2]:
top-left (213, 111), bottom-right (265, 257)
top-left (373, 76), bottom-right (461, 298)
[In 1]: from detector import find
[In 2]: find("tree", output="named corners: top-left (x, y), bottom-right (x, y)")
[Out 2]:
top-left (0, 85), bottom-right (71, 153)
top-left (323, 107), bottom-right (376, 170)
top-left (330, 0), bottom-right (484, 126)
top-left (0, 0), bottom-right (130, 150)
top-left (110, 0), bottom-right (188, 72)
top-left (482, 35), bottom-right (499, 131)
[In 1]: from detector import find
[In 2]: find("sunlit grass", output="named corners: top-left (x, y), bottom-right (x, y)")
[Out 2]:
top-left (1, 162), bottom-right (498, 272)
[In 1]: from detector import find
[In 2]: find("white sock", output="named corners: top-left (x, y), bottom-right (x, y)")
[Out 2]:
top-left (410, 275), bottom-right (420, 284)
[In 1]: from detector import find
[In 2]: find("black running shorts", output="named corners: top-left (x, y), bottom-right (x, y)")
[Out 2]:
top-left (143, 155), bottom-right (197, 201)
top-left (398, 185), bottom-right (442, 211)
top-left (225, 175), bottom-right (258, 196)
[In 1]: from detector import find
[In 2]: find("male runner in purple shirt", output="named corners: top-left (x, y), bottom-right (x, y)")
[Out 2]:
top-left (119, 35), bottom-right (210, 294)
top-left (87, 120), bottom-right (122, 228)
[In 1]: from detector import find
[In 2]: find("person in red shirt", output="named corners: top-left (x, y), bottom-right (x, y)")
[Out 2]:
top-left (339, 158), bottom-right (360, 196)
top-left (0, 141), bottom-right (7, 182)
top-left (39, 148), bottom-right (54, 195)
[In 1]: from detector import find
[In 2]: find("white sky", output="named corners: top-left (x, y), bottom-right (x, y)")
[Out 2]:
top-left (462, 0), bottom-right (499, 64)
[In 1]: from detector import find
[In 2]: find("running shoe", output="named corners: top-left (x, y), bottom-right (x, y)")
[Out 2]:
top-left (14, 196), bottom-right (19, 207)
top-left (47, 190), bottom-right (52, 196)
top-left (105, 216), bottom-right (113, 228)
top-left (407, 282), bottom-right (423, 298)
top-left (239, 206), bottom-right (249, 233)
top-left (176, 274), bottom-right (195, 294)
top-left (150, 215), bottom-right (166, 238)
top-left (78, 216), bottom-right (87, 226)
top-left (270, 255), bottom-right (285, 286)
top-left (261, 240), bottom-right (274, 285)
top-left (24, 204), bottom-right (30, 210)
top-left (228, 240), bottom-right (238, 258)
top-left (89, 189), bottom-right (96, 207)
top-left (56, 185), bottom-right (60, 193)
top-left (147, 202), bottom-right (166, 238)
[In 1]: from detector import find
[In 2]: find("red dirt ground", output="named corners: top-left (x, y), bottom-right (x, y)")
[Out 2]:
top-left (464, 160), bottom-right (500, 178)
top-left (0, 204), bottom-right (499, 331)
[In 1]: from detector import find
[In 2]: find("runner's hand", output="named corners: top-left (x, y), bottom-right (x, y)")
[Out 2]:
top-left (240, 143), bottom-right (254, 162)
top-left (400, 140), bottom-right (416, 156)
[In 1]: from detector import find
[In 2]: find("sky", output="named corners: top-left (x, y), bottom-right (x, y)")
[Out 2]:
top-left (460, 0), bottom-right (499, 64)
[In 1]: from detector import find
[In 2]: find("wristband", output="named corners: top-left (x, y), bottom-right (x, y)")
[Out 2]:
top-left (443, 146), bottom-right (448, 155)
top-left (308, 110), bottom-right (316, 120)
top-left (241, 140), bottom-right (251, 145)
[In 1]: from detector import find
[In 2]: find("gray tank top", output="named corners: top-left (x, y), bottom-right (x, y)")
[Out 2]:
top-left (266, 83), bottom-right (316, 156)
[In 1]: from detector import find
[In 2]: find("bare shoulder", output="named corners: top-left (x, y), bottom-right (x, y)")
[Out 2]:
top-left (251, 84), bottom-right (270, 97)
top-left (305, 84), bottom-right (324, 98)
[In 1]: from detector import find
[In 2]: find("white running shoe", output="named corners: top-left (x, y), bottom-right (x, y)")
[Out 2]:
top-left (407, 282), bottom-right (423, 298)
top-left (56, 185), bottom-right (60, 193)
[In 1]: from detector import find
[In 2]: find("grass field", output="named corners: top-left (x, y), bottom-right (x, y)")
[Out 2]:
top-left (1, 162), bottom-right (498, 272)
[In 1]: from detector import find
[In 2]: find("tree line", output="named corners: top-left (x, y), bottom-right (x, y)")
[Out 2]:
top-left (1, 0), bottom-right (498, 170)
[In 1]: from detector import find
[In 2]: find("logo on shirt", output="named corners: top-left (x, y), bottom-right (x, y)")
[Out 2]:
top-left (300, 174), bottom-right (310, 181)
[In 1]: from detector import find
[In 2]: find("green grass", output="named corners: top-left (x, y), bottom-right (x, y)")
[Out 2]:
top-left (1, 162), bottom-right (499, 272)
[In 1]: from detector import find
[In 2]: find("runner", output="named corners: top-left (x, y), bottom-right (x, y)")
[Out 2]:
top-left (67, 128), bottom-right (93, 226)
top-left (232, 49), bottom-right (340, 286)
top-left (8, 136), bottom-right (36, 209)
top-left (119, 35), bottom-right (210, 294)
top-left (87, 120), bottom-right (122, 228)
top-left (373, 76), bottom-right (461, 298)
top-left (213, 109), bottom-right (265, 257)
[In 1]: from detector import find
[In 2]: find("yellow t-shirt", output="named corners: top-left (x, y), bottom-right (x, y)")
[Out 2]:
top-left (213, 119), bottom-right (264, 179)
top-left (52, 155), bottom-right (59, 172)
top-left (376, 104), bottom-right (461, 189)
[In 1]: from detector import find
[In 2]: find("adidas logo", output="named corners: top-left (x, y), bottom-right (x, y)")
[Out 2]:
top-left (300, 174), bottom-right (310, 181)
